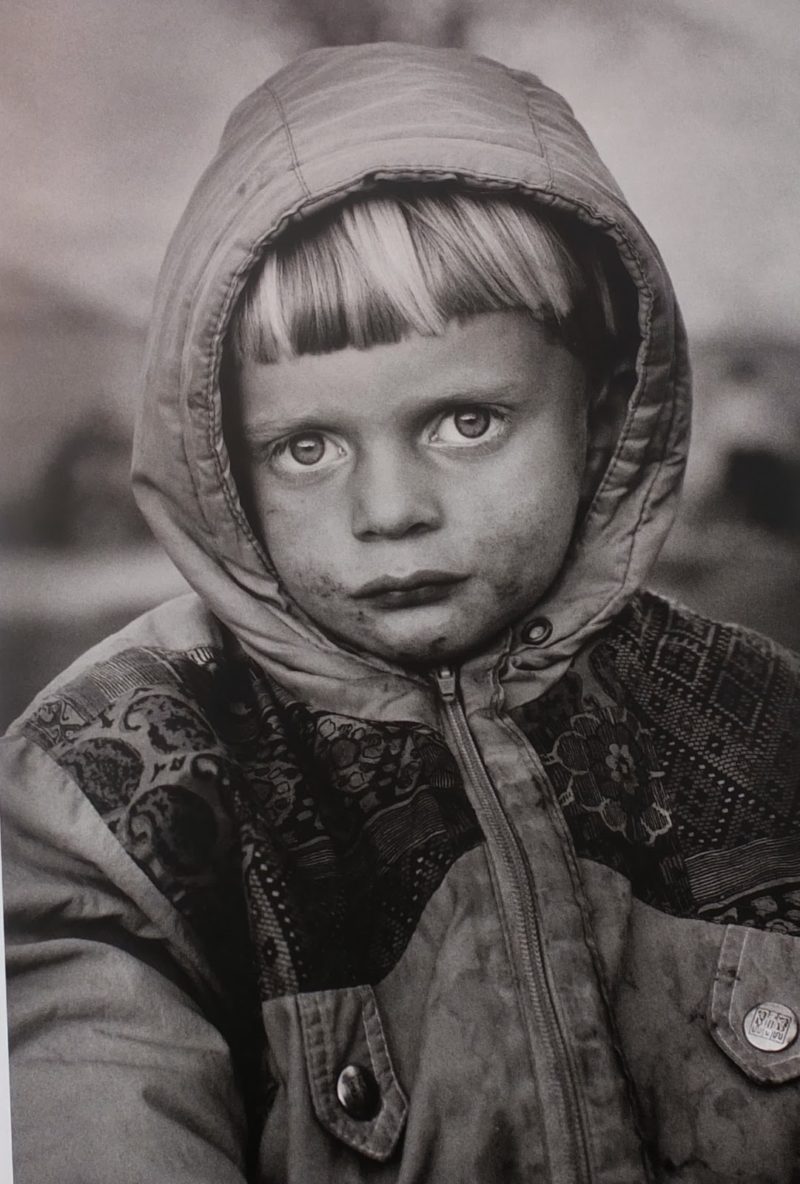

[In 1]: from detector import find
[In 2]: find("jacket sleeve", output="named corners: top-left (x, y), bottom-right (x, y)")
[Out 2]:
top-left (1, 733), bottom-right (251, 1184)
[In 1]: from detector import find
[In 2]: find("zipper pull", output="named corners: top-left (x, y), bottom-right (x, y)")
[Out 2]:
top-left (434, 665), bottom-right (458, 703)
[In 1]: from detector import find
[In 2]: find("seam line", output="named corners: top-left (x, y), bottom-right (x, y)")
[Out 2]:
top-left (263, 82), bottom-right (311, 198)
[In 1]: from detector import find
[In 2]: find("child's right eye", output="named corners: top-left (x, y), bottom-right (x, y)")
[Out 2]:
top-left (268, 432), bottom-right (346, 475)
top-left (288, 434), bottom-right (326, 465)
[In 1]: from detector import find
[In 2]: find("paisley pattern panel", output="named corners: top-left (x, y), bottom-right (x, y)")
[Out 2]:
top-left (23, 644), bottom-right (481, 1000)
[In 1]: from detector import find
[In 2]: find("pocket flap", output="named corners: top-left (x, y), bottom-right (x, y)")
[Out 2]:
top-left (298, 985), bottom-right (407, 1161)
top-left (709, 926), bottom-right (800, 1085)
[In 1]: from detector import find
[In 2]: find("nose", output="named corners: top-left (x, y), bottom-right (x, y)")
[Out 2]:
top-left (350, 450), bottom-right (442, 541)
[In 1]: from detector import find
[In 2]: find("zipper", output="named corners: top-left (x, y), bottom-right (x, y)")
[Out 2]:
top-left (433, 665), bottom-right (591, 1183)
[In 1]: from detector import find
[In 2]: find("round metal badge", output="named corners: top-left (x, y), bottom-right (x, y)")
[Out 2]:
top-left (743, 1002), bottom-right (799, 1052)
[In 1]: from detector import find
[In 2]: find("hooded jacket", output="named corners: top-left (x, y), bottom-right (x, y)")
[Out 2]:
top-left (3, 42), bottom-right (800, 1184)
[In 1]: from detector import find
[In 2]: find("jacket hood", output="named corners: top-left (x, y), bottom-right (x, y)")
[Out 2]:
top-left (132, 42), bottom-right (690, 718)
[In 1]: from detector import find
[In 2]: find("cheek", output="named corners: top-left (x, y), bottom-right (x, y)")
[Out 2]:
top-left (487, 502), bottom-right (572, 580)
top-left (257, 486), bottom-right (340, 565)
top-left (458, 451), bottom-right (582, 554)
top-left (462, 465), bottom-right (582, 610)
top-left (260, 509), bottom-right (345, 604)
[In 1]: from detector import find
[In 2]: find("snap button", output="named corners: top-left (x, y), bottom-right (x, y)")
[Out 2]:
top-left (522, 617), bottom-right (553, 645)
top-left (335, 1063), bottom-right (381, 1120)
top-left (743, 1002), bottom-right (798, 1052)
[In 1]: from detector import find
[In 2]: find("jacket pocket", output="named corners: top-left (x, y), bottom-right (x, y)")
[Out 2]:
top-left (709, 925), bottom-right (800, 1085)
top-left (297, 984), bottom-right (408, 1161)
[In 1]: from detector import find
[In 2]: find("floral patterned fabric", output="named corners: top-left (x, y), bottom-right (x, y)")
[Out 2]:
top-left (512, 591), bottom-right (800, 933)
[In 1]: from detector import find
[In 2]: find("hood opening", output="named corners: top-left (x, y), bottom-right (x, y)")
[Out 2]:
top-left (219, 179), bottom-right (643, 562)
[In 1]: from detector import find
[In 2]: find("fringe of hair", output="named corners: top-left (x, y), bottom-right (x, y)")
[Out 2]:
top-left (230, 189), bottom-right (621, 374)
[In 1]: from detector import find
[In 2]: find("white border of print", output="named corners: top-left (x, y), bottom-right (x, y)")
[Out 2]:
top-left (0, 828), bottom-right (13, 1184)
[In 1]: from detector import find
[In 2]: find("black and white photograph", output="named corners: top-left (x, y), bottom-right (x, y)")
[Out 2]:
top-left (2, 2), bottom-right (799, 1180)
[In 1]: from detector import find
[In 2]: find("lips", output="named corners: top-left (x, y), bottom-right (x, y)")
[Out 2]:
top-left (353, 570), bottom-right (467, 608)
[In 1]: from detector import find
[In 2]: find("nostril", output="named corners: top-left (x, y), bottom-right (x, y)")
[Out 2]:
top-left (358, 519), bottom-right (437, 542)
top-left (406, 520), bottom-right (437, 538)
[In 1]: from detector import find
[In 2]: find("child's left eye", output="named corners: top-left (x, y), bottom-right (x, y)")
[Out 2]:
top-left (431, 407), bottom-right (505, 446)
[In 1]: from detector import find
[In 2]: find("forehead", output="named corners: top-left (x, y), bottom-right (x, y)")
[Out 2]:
top-left (232, 311), bottom-right (586, 436)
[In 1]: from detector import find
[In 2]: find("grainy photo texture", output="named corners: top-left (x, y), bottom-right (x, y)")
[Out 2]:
top-left (2, 4), bottom-right (799, 1182)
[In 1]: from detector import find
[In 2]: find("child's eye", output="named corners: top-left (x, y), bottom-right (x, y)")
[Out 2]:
top-left (269, 432), bottom-right (345, 474)
top-left (289, 434), bottom-right (326, 465)
top-left (430, 407), bottom-right (506, 447)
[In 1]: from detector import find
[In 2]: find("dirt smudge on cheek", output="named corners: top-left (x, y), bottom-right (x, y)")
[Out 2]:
top-left (492, 571), bottom-right (526, 603)
top-left (305, 572), bottom-right (345, 601)
top-left (285, 567), bottom-right (348, 604)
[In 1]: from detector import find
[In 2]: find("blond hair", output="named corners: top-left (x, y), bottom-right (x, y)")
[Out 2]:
top-left (230, 189), bottom-right (621, 374)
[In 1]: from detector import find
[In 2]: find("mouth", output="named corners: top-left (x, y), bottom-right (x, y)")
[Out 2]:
top-left (353, 570), bottom-right (468, 609)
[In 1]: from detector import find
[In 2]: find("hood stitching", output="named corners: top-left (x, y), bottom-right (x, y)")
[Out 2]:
top-left (262, 82), bottom-right (312, 200)
top-left (586, 227), bottom-right (656, 506)
top-left (525, 96), bottom-right (554, 190)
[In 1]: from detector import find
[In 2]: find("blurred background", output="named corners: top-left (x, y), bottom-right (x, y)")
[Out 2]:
top-left (2, 0), bottom-right (799, 726)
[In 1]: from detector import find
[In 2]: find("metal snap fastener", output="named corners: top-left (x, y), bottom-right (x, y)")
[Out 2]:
top-left (743, 1002), bottom-right (798, 1052)
top-left (522, 617), bottom-right (553, 645)
top-left (335, 1063), bottom-right (381, 1120)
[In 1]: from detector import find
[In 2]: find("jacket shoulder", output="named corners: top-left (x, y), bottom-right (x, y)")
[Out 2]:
top-left (15, 607), bottom-right (264, 1012)
top-left (14, 590), bottom-right (256, 768)
top-left (599, 592), bottom-right (800, 929)
top-left (16, 614), bottom-right (259, 909)
top-left (20, 635), bottom-right (234, 762)
top-left (8, 591), bottom-right (224, 736)
top-left (513, 591), bottom-right (800, 931)
top-left (6, 606), bottom-right (270, 1143)
top-left (597, 589), bottom-right (799, 739)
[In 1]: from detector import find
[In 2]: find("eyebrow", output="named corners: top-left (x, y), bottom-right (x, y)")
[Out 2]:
top-left (239, 381), bottom-right (530, 445)
top-left (239, 413), bottom-right (338, 447)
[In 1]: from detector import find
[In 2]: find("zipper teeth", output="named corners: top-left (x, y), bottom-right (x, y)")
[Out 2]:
top-left (436, 668), bottom-right (589, 1183)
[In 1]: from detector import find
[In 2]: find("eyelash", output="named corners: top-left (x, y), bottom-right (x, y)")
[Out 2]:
top-left (266, 406), bottom-right (509, 474)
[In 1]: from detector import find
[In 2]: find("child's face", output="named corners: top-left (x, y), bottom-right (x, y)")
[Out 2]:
top-left (229, 310), bottom-right (588, 666)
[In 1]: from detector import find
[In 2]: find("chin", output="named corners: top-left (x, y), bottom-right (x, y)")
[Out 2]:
top-left (370, 627), bottom-right (487, 669)
top-left (325, 604), bottom-right (505, 669)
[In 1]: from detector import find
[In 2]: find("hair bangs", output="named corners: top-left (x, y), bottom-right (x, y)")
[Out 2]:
top-left (230, 189), bottom-right (620, 372)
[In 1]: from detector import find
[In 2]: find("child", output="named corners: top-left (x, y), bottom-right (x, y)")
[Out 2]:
top-left (3, 42), bottom-right (799, 1184)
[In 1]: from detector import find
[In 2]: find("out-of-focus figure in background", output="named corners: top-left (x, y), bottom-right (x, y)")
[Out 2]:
top-left (1, 412), bottom-right (148, 550)
top-left (2, 0), bottom-right (799, 726)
